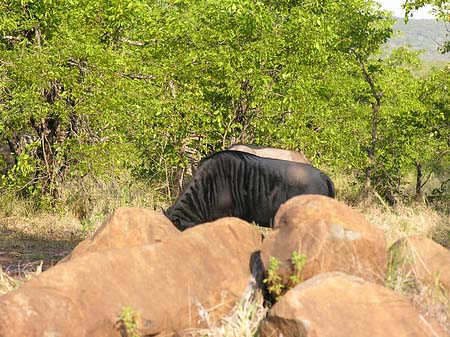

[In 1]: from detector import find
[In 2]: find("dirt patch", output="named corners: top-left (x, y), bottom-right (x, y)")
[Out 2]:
top-left (0, 216), bottom-right (84, 276)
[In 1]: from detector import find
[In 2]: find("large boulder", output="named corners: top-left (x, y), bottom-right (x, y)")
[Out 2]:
top-left (259, 272), bottom-right (445, 337)
top-left (0, 217), bottom-right (263, 337)
top-left (261, 195), bottom-right (387, 289)
top-left (389, 235), bottom-right (450, 291)
top-left (61, 207), bottom-right (180, 262)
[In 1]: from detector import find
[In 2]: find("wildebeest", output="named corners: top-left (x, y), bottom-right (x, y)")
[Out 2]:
top-left (175, 144), bottom-right (309, 194)
top-left (229, 144), bottom-right (310, 164)
top-left (165, 150), bottom-right (335, 230)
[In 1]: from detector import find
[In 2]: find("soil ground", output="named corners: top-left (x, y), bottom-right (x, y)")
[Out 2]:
top-left (0, 216), bottom-right (83, 276)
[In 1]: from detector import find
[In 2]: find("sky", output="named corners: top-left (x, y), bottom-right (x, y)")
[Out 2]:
top-left (377, 0), bottom-right (434, 19)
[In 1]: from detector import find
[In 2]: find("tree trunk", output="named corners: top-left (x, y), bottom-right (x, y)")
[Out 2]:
top-left (415, 161), bottom-right (423, 201)
top-left (358, 57), bottom-right (383, 199)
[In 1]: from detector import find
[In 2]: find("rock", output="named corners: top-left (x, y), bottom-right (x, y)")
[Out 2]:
top-left (261, 195), bottom-right (387, 290)
top-left (259, 272), bottom-right (445, 337)
top-left (0, 217), bottom-right (262, 337)
top-left (61, 207), bottom-right (180, 262)
top-left (389, 235), bottom-right (450, 291)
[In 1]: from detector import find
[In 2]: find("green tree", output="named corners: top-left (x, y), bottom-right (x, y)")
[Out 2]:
top-left (0, 0), bottom-right (139, 204)
top-left (2, 0), bottom-right (441, 209)
top-left (418, 65), bottom-right (450, 205)
top-left (374, 48), bottom-right (428, 202)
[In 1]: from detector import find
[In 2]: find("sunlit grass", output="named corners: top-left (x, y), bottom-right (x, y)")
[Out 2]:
top-left (360, 202), bottom-right (449, 248)
top-left (191, 282), bottom-right (268, 337)
top-left (386, 244), bottom-right (450, 335)
top-left (0, 263), bottom-right (42, 296)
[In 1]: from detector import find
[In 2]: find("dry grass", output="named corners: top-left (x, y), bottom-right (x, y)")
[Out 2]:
top-left (0, 172), bottom-right (174, 299)
top-left (386, 255), bottom-right (450, 335)
top-left (412, 284), bottom-right (450, 335)
top-left (0, 268), bottom-right (18, 295)
top-left (0, 209), bottom-right (84, 269)
top-left (59, 173), bottom-right (171, 233)
top-left (359, 202), bottom-right (449, 248)
top-left (0, 174), bottom-right (448, 336)
top-left (0, 263), bottom-right (42, 296)
top-left (0, 210), bottom-right (82, 240)
top-left (364, 202), bottom-right (450, 335)
top-left (190, 282), bottom-right (268, 337)
top-left (0, 196), bottom-right (74, 294)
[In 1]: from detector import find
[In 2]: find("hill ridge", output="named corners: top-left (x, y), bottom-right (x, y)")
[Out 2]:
top-left (384, 17), bottom-right (450, 62)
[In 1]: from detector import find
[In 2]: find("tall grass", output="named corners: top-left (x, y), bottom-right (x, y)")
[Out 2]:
top-left (361, 202), bottom-right (449, 248)
top-left (59, 172), bottom-right (171, 234)
top-left (386, 243), bottom-right (450, 335)
top-left (0, 169), bottom-right (171, 235)
top-left (361, 202), bottom-right (449, 334)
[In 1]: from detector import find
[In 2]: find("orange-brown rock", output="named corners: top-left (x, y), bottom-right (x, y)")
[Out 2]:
top-left (61, 207), bottom-right (180, 262)
top-left (0, 217), bottom-right (262, 337)
top-left (261, 195), bottom-right (387, 288)
top-left (259, 272), bottom-right (445, 337)
top-left (389, 235), bottom-right (450, 291)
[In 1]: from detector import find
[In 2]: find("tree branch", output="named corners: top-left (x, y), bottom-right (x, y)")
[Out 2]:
top-left (124, 73), bottom-right (156, 81)
top-left (118, 37), bottom-right (160, 46)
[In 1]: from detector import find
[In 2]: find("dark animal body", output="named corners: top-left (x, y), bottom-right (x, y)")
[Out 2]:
top-left (176, 143), bottom-right (309, 193)
top-left (229, 144), bottom-right (310, 164)
top-left (165, 150), bottom-right (335, 230)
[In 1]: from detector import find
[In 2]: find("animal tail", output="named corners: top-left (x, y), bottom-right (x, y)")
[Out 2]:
top-left (326, 176), bottom-right (336, 198)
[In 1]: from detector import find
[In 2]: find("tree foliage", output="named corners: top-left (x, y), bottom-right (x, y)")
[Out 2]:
top-left (0, 0), bottom-right (448, 208)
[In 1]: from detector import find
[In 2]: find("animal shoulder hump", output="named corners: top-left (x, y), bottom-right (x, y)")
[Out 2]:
top-left (228, 144), bottom-right (257, 155)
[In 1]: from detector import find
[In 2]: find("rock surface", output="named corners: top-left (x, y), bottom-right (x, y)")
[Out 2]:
top-left (61, 207), bottom-right (180, 262)
top-left (259, 272), bottom-right (445, 337)
top-left (261, 195), bottom-right (387, 288)
top-left (389, 235), bottom-right (450, 291)
top-left (0, 217), bottom-right (262, 337)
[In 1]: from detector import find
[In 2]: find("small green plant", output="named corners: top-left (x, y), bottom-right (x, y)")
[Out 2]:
top-left (117, 306), bottom-right (141, 337)
top-left (263, 251), bottom-right (308, 300)
top-left (263, 256), bottom-right (284, 299)
top-left (288, 251), bottom-right (308, 286)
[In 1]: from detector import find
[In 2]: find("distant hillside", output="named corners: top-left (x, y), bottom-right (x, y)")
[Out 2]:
top-left (384, 17), bottom-right (450, 62)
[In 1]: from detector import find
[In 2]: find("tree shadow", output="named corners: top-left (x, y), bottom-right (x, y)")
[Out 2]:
top-left (0, 227), bottom-right (82, 276)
